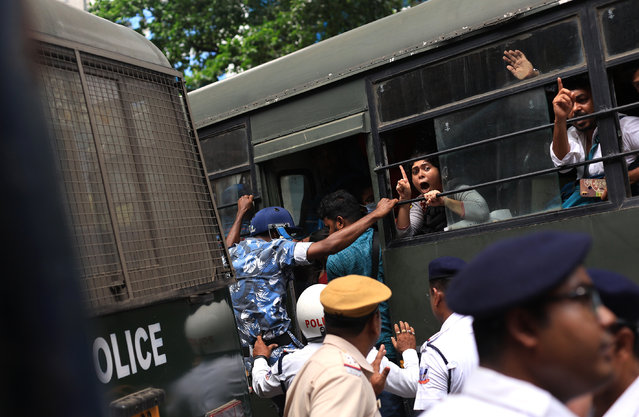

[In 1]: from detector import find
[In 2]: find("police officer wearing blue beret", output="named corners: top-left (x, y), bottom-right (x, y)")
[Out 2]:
top-left (422, 231), bottom-right (616, 417)
top-left (587, 269), bottom-right (639, 417)
top-left (414, 256), bottom-right (478, 412)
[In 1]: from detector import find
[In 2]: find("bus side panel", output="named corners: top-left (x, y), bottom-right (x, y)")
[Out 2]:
top-left (91, 288), bottom-right (251, 417)
top-left (384, 206), bottom-right (639, 340)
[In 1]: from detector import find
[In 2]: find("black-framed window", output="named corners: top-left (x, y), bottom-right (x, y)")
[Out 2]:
top-left (199, 121), bottom-right (256, 236)
top-left (374, 18), bottom-right (584, 125)
top-left (371, 0), bottom-right (639, 242)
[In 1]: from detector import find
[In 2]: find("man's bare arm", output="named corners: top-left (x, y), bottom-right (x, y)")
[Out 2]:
top-left (552, 77), bottom-right (574, 160)
top-left (306, 198), bottom-right (397, 261)
top-left (225, 195), bottom-right (254, 248)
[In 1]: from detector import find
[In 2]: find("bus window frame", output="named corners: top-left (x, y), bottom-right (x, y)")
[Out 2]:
top-left (199, 117), bottom-right (259, 211)
top-left (277, 169), bottom-right (319, 235)
top-left (367, 0), bottom-right (639, 247)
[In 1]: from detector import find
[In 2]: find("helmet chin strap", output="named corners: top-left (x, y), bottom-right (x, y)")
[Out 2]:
top-left (268, 223), bottom-right (294, 240)
top-left (275, 226), bottom-right (294, 240)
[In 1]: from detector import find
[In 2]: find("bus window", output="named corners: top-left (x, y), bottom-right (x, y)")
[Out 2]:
top-left (200, 123), bottom-right (254, 236)
top-left (434, 88), bottom-right (560, 228)
top-left (210, 172), bottom-right (253, 235)
top-left (598, 0), bottom-right (639, 58)
top-left (375, 18), bottom-right (584, 124)
top-left (280, 173), bottom-right (309, 232)
top-left (384, 87), bottom-right (561, 235)
top-left (200, 125), bottom-right (249, 174)
top-left (261, 135), bottom-right (371, 236)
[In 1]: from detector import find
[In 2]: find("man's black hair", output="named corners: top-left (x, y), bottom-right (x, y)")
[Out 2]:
top-left (429, 277), bottom-right (451, 292)
top-left (473, 298), bottom-right (551, 365)
top-left (402, 149), bottom-right (441, 195)
top-left (562, 74), bottom-right (591, 92)
top-left (405, 149), bottom-right (440, 171)
top-left (318, 189), bottom-right (363, 222)
top-left (325, 309), bottom-right (378, 338)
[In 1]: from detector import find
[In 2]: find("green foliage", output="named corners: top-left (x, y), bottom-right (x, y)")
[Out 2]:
top-left (90, 0), bottom-right (423, 90)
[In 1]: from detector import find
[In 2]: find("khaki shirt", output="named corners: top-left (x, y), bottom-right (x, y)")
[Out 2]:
top-left (284, 334), bottom-right (380, 417)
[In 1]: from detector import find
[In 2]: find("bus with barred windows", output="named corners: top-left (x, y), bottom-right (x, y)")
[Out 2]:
top-left (189, 0), bottom-right (639, 353)
top-left (27, 1), bottom-right (251, 416)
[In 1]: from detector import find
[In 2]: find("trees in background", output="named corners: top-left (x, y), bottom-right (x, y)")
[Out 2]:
top-left (90, 0), bottom-right (423, 90)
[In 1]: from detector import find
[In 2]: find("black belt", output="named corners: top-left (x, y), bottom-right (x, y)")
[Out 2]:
top-left (264, 332), bottom-right (294, 347)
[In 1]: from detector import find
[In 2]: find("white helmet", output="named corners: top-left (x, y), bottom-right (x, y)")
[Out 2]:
top-left (185, 299), bottom-right (237, 355)
top-left (296, 284), bottom-right (327, 341)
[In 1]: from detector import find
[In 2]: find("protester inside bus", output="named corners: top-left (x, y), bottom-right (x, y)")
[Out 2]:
top-left (318, 189), bottom-right (405, 417)
top-left (503, 49), bottom-right (540, 80)
top-left (225, 194), bottom-right (397, 371)
top-left (413, 256), bottom-right (478, 413)
top-left (550, 76), bottom-right (639, 207)
top-left (632, 67), bottom-right (639, 94)
top-left (422, 231), bottom-right (616, 417)
top-left (395, 154), bottom-right (489, 236)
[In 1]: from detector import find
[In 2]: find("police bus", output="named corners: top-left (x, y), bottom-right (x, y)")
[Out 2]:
top-left (29, 1), bottom-right (251, 416)
top-left (189, 0), bottom-right (639, 347)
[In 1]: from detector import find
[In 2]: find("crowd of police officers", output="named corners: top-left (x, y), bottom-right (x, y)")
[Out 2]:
top-left (226, 194), bottom-right (639, 417)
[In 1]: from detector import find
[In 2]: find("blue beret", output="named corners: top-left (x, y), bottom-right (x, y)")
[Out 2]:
top-left (447, 231), bottom-right (591, 318)
top-left (429, 256), bottom-right (466, 281)
top-left (589, 268), bottom-right (639, 323)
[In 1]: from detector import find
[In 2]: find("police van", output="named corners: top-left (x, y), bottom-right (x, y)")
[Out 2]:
top-left (29, 1), bottom-right (250, 416)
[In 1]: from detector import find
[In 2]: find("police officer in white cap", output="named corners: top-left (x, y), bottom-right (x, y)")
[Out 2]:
top-left (252, 284), bottom-right (327, 398)
top-left (253, 284), bottom-right (420, 409)
top-left (284, 275), bottom-right (392, 417)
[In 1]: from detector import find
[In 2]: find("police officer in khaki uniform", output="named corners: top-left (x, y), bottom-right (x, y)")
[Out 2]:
top-left (284, 275), bottom-right (392, 417)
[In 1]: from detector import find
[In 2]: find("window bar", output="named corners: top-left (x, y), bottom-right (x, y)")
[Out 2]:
top-left (74, 49), bottom-right (134, 300)
top-left (395, 148), bottom-right (639, 206)
top-left (375, 100), bottom-right (639, 173)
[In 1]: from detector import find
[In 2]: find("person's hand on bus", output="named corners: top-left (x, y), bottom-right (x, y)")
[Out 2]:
top-left (423, 189), bottom-right (444, 207)
top-left (237, 194), bottom-right (254, 215)
top-left (372, 197), bottom-right (399, 219)
top-left (553, 77), bottom-right (576, 123)
top-left (370, 344), bottom-right (391, 396)
top-left (225, 194), bottom-right (255, 247)
top-left (503, 49), bottom-right (538, 80)
top-left (253, 335), bottom-right (277, 359)
top-left (396, 165), bottom-right (412, 201)
top-left (391, 321), bottom-right (416, 356)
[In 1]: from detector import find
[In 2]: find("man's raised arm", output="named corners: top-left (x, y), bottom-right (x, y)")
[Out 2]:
top-left (306, 198), bottom-right (397, 261)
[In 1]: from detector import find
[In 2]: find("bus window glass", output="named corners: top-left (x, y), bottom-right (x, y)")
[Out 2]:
top-left (385, 87), bottom-right (563, 236)
top-left (435, 89), bottom-right (561, 228)
top-left (599, 0), bottom-right (639, 58)
top-left (375, 19), bottom-right (583, 124)
top-left (280, 174), bottom-right (306, 228)
top-left (200, 126), bottom-right (249, 174)
top-left (210, 173), bottom-right (253, 234)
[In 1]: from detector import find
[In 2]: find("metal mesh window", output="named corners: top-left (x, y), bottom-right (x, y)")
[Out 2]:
top-left (36, 43), bottom-right (233, 313)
